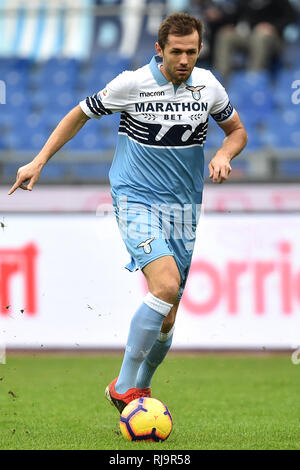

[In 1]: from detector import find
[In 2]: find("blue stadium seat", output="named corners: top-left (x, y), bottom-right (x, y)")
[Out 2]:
top-left (276, 68), bottom-right (300, 88)
top-left (78, 78), bottom-right (102, 95)
top-left (0, 58), bottom-right (30, 82)
top-left (28, 59), bottom-right (79, 91)
top-left (278, 159), bottom-right (300, 177)
top-left (2, 161), bottom-right (67, 182)
top-left (43, 110), bottom-right (68, 131)
top-left (2, 131), bottom-right (25, 151)
top-left (25, 112), bottom-right (49, 132)
top-left (228, 70), bottom-right (271, 92)
top-left (265, 109), bottom-right (299, 130)
top-left (261, 108), bottom-right (300, 148)
top-left (29, 70), bottom-right (77, 92)
top-left (228, 70), bottom-right (274, 120)
top-left (0, 107), bottom-right (27, 132)
top-left (30, 90), bottom-right (51, 109)
top-left (231, 89), bottom-right (274, 118)
top-left (71, 162), bottom-right (111, 180)
top-left (67, 130), bottom-right (113, 152)
top-left (7, 90), bottom-right (30, 114)
top-left (65, 131), bottom-right (101, 151)
top-left (237, 110), bottom-right (260, 130)
top-left (78, 68), bottom-right (121, 91)
top-left (2, 162), bottom-right (23, 179)
top-left (4, 125), bottom-right (49, 151)
top-left (0, 138), bottom-right (6, 150)
top-left (42, 91), bottom-right (75, 114)
top-left (39, 163), bottom-right (68, 181)
top-left (205, 122), bottom-right (224, 149)
top-left (273, 68), bottom-right (300, 109)
top-left (262, 127), bottom-right (300, 148)
top-left (78, 54), bottom-right (131, 90)
top-left (40, 58), bottom-right (80, 75)
top-left (90, 53), bottom-right (130, 72)
top-left (71, 112), bottom-right (118, 149)
top-left (245, 126), bottom-right (266, 150)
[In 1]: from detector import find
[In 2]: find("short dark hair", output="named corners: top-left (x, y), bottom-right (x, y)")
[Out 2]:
top-left (158, 12), bottom-right (204, 50)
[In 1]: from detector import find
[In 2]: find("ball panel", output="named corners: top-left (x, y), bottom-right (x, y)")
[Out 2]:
top-left (153, 413), bottom-right (173, 439)
top-left (120, 420), bottom-right (132, 441)
top-left (120, 397), bottom-right (173, 442)
top-left (120, 399), bottom-right (142, 418)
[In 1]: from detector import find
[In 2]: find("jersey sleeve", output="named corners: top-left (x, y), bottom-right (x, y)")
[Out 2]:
top-left (79, 70), bottom-right (134, 120)
top-left (209, 72), bottom-right (235, 123)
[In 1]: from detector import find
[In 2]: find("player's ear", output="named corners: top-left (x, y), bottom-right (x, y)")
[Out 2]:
top-left (155, 42), bottom-right (163, 58)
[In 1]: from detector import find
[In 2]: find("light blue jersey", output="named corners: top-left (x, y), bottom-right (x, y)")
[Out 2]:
top-left (79, 56), bottom-right (235, 297)
top-left (80, 55), bottom-right (235, 207)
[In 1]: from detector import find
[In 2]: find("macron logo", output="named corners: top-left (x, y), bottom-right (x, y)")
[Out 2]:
top-left (139, 91), bottom-right (165, 98)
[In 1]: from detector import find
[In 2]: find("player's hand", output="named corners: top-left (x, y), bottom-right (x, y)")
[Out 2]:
top-left (8, 160), bottom-right (43, 195)
top-left (208, 154), bottom-right (232, 184)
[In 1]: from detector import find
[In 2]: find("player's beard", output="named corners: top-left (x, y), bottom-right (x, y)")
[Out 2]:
top-left (174, 69), bottom-right (191, 84)
top-left (162, 62), bottom-right (192, 85)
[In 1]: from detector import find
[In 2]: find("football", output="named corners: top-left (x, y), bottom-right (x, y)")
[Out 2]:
top-left (120, 397), bottom-right (173, 442)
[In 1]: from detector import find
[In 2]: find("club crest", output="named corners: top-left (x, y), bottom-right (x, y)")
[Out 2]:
top-left (186, 85), bottom-right (205, 101)
top-left (137, 237), bottom-right (155, 254)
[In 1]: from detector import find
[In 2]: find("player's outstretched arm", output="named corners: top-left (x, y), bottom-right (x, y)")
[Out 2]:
top-left (208, 112), bottom-right (248, 184)
top-left (8, 105), bottom-right (90, 195)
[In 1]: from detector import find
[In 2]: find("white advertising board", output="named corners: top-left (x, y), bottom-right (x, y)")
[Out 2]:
top-left (0, 213), bottom-right (300, 349)
top-left (1, 184), bottom-right (300, 212)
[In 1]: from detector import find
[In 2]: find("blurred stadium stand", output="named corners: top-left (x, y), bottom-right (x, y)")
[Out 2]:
top-left (0, 0), bottom-right (300, 184)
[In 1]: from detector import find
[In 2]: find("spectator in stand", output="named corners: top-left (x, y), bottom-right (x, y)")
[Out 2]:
top-left (192, 0), bottom-right (297, 77)
top-left (190, 0), bottom-right (238, 68)
top-left (211, 0), bottom-right (296, 77)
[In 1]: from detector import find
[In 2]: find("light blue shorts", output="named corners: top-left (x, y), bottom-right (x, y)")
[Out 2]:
top-left (113, 195), bottom-right (199, 300)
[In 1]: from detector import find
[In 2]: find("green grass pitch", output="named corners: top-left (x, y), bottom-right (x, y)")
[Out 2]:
top-left (0, 353), bottom-right (300, 450)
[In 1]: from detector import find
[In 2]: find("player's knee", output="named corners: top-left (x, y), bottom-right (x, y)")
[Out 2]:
top-left (151, 278), bottom-right (180, 304)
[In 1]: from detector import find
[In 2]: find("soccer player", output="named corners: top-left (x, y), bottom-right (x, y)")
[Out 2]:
top-left (8, 13), bottom-right (247, 413)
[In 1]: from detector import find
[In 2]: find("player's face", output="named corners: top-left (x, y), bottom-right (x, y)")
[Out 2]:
top-left (155, 31), bottom-right (202, 85)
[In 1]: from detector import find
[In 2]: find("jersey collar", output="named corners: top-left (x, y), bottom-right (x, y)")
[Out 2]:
top-left (149, 55), bottom-right (193, 87)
